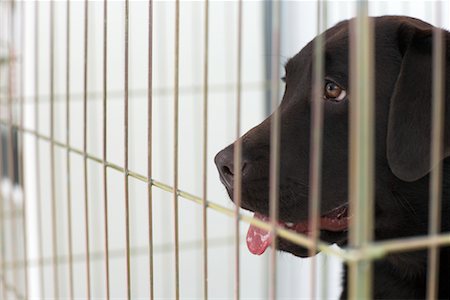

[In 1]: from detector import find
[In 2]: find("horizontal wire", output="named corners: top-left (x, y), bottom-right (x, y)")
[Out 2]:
top-left (7, 122), bottom-right (347, 258)
top-left (1, 235), bottom-right (243, 270)
top-left (364, 234), bottom-right (450, 258)
top-left (4, 81), bottom-right (271, 104)
top-left (0, 210), bottom-right (23, 219)
top-left (7, 121), bottom-right (449, 261)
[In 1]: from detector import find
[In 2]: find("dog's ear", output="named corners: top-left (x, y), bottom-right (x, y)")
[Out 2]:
top-left (387, 21), bottom-right (450, 182)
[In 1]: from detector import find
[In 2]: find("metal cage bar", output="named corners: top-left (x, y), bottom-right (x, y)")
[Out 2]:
top-left (308, 1), bottom-right (327, 299)
top-left (102, 0), bottom-right (111, 298)
top-left (124, 0), bottom-right (132, 298)
top-left (268, 1), bottom-right (281, 299)
top-left (33, 3), bottom-right (45, 298)
top-left (426, 3), bottom-right (445, 299)
top-left (18, 2), bottom-right (29, 298)
top-left (6, 2), bottom-right (19, 297)
top-left (0, 4), bottom-right (6, 297)
top-left (65, 1), bottom-right (74, 299)
top-left (202, 0), bottom-right (209, 299)
top-left (49, 2), bottom-right (60, 298)
top-left (147, 0), bottom-right (154, 299)
top-left (348, 1), bottom-right (375, 298)
top-left (83, 0), bottom-right (92, 298)
top-left (173, 1), bottom-right (181, 299)
top-left (233, 1), bottom-right (243, 299)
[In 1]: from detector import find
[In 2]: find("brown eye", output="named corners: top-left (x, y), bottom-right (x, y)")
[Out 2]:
top-left (324, 81), bottom-right (346, 101)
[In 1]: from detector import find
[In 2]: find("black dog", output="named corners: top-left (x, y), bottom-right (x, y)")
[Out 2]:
top-left (215, 16), bottom-right (450, 299)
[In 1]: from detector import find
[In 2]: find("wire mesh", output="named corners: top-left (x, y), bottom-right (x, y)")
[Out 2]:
top-left (0, 1), bottom-right (449, 299)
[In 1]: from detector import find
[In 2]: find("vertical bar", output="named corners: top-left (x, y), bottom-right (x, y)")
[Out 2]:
top-left (82, 0), bottom-right (92, 298)
top-left (173, 0), bottom-right (180, 299)
top-left (65, 1), bottom-right (74, 299)
top-left (268, 0), bottom-right (280, 299)
top-left (0, 4), bottom-right (6, 297)
top-left (308, 1), bottom-right (326, 299)
top-left (102, 0), bottom-right (110, 299)
top-left (0, 11), bottom-right (4, 292)
top-left (19, 1), bottom-right (29, 298)
top-left (426, 3), bottom-right (445, 299)
top-left (49, 2), bottom-right (60, 298)
top-left (202, 0), bottom-right (209, 299)
top-left (348, 1), bottom-right (374, 298)
top-left (7, 1), bottom-right (19, 294)
top-left (0, 105), bottom-right (4, 296)
top-left (233, 1), bottom-right (242, 299)
top-left (147, 1), bottom-right (154, 299)
top-left (263, 1), bottom-right (273, 116)
top-left (34, 2), bottom-right (45, 297)
top-left (124, 0), bottom-right (132, 298)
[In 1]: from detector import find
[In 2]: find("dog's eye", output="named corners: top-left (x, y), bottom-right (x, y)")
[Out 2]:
top-left (324, 81), bottom-right (346, 101)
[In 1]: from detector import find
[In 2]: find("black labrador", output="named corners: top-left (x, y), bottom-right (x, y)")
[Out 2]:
top-left (215, 16), bottom-right (450, 299)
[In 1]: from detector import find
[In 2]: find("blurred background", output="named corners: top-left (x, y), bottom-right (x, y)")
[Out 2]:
top-left (0, 1), bottom-right (449, 299)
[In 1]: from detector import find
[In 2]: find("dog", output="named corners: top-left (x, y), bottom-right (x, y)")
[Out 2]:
top-left (215, 16), bottom-right (450, 299)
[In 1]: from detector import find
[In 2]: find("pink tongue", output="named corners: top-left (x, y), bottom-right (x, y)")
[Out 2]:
top-left (246, 208), bottom-right (349, 255)
top-left (246, 213), bottom-right (272, 255)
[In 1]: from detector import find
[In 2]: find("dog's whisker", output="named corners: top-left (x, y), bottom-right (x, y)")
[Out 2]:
top-left (392, 191), bottom-right (419, 220)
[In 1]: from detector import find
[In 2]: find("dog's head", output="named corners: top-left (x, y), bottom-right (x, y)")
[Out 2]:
top-left (215, 16), bottom-right (450, 257)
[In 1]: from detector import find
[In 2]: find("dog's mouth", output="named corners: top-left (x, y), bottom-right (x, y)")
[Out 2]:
top-left (246, 204), bottom-right (349, 255)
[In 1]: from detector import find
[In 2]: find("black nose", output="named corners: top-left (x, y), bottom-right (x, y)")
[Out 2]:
top-left (214, 146), bottom-right (247, 188)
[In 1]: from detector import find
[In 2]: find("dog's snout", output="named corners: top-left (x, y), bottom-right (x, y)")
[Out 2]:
top-left (215, 146), bottom-right (250, 188)
top-left (215, 147), bottom-right (235, 188)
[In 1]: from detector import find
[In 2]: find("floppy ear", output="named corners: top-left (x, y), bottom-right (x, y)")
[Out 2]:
top-left (387, 21), bottom-right (450, 182)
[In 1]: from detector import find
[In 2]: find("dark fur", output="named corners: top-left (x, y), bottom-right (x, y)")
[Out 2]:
top-left (215, 16), bottom-right (450, 299)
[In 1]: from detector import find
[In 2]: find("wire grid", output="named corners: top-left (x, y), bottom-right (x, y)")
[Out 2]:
top-left (0, 1), bottom-right (448, 299)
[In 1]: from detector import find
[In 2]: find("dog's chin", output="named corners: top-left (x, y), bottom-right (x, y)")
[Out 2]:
top-left (276, 231), bottom-right (348, 258)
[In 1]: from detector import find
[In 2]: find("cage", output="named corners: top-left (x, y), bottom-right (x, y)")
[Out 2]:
top-left (0, 1), bottom-right (449, 299)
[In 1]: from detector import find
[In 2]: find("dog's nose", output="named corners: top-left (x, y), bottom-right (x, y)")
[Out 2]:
top-left (214, 146), bottom-right (247, 188)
